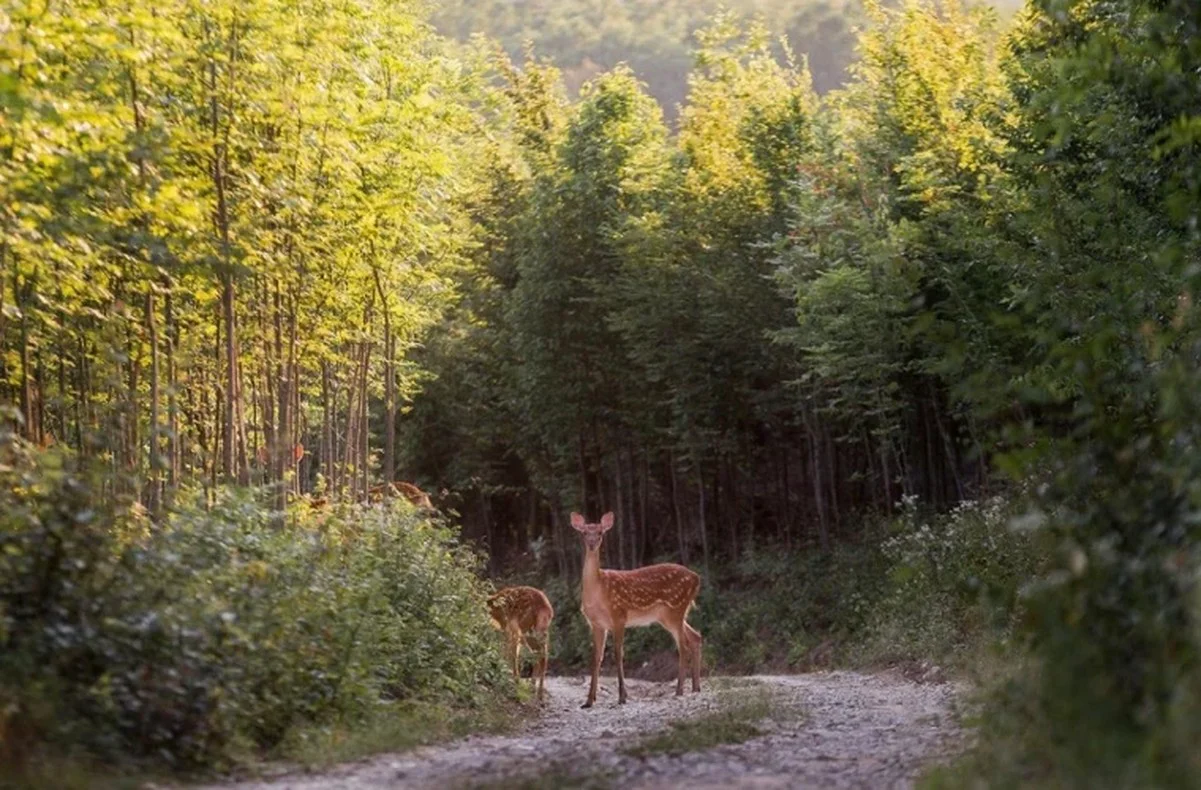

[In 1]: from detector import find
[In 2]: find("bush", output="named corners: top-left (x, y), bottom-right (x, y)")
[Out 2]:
top-left (0, 432), bottom-right (509, 772)
top-left (861, 494), bottom-right (1041, 666)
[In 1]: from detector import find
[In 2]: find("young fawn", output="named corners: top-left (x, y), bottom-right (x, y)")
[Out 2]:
top-left (572, 511), bottom-right (702, 708)
top-left (487, 586), bottom-right (554, 701)
top-left (367, 480), bottom-right (434, 509)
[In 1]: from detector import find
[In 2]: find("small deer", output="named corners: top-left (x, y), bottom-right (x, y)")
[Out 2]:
top-left (367, 480), bottom-right (434, 510)
top-left (487, 586), bottom-right (554, 701)
top-left (572, 511), bottom-right (702, 708)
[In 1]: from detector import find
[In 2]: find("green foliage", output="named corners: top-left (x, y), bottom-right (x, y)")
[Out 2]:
top-left (0, 432), bottom-right (509, 771)
top-left (863, 494), bottom-right (1040, 665)
top-left (11, 0), bottom-right (1201, 784)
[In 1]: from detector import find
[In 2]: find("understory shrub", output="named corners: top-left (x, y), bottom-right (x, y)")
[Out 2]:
top-left (861, 494), bottom-right (1042, 666)
top-left (0, 432), bottom-right (509, 771)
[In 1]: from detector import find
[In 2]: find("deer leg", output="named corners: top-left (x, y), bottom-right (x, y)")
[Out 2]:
top-left (685, 622), bottom-right (702, 693)
top-left (660, 613), bottom-right (687, 696)
top-left (508, 631), bottom-right (521, 682)
top-left (525, 630), bottom-right (548, 703)
top-left (613, 623), bottom-right (627, 704)
top-left (674, 628), bottom-right (688, 697)
top-left (583, 625), bottom-right (606, 709)
top-left (537, 633), bottom-right (548, 702)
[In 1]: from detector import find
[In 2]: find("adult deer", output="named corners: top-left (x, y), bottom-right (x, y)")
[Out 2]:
top-left (572, 511), bottom-right (702, 708)
top-left (487, 586), bottom-right (554, 701)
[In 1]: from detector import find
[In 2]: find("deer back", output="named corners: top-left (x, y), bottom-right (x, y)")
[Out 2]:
top-left (601, 563), bottom-right (700, 618)
top-left (488, 586), bottom-right (553, 632)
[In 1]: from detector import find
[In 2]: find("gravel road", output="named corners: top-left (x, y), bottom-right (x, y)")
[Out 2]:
top-left (196, 671), bottom-right (962, 790)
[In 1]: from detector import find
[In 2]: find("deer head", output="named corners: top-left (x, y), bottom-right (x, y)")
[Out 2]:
top-left (571, 511), bottom-right (614, 551)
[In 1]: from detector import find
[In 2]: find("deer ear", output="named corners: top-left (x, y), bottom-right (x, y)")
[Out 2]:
top-left (599, 512), bottom-right (614, 531)
top-left (570, 512), bottom-right (586, 531)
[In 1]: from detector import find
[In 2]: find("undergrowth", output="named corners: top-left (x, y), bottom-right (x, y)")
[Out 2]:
top-left (0, 434), bottom-right (515, 784)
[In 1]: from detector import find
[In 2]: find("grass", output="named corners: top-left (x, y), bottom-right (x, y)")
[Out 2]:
top-left (620, 682), bottom-right (782, 759)
top-left (0, 758), bottom-right (168, 790)
top-left (277, 696), bottom-right (529, 769)
top-left (0, 697), bottom-right (528, 790)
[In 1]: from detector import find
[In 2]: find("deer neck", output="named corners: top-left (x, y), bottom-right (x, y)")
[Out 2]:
top-left (581, 546), bottom-right (604, 591)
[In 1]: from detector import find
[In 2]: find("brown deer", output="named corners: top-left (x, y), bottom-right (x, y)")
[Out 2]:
top-left (487, 586), bottom-right (554, 701)
top-left (367, 480), bottom-right (434, 510)
top-left (572, 511), bottom-right (702, 708)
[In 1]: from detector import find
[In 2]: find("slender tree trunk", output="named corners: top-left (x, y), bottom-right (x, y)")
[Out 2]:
top-left (577, 432), bottom-right (590, 513)
top-left (639, 449), bottom-right (649, 566)
top-left (289, 299), bottom-right (300, 495)
top-left (273, 281), bottom-right (290, 513)
top-left (342, 358), bottom-right (356, 497)
top-left (126, 307), bottom-right (142, 498)
top-left (211, 298), bottom-right (222, 500)
top-left (614, 452), bottom-right (626, 569)
top-left (806, 407), bottom-right (829, 551)
top-left (165, 284), bottom-right (179, 495)
top-left (372, 265), bottom-right (395, 483)
top-left (823, 422), bottom-right (839, 533)
top-left (15, 266), bottom-right (34, 440)
top-left (74, 330), bottom-right (87, 453)
top-left (669, 449), bottom-right (687, 565)
top-left (322, 360), bottom-right (334, 494)
top-left (146, 289), bottom-right (162, 516)
top-left (355, 340), bottom-right (365, 494)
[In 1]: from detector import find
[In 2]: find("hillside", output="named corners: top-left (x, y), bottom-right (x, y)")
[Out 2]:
top-left (432, 0), bottom-right (1025, 116)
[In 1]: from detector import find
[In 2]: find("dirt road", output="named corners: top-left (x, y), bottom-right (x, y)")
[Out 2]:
top-left (199, 672), bottom-right (961, 789)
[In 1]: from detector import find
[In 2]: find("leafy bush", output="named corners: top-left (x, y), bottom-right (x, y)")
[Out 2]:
top-left (862, 494), bottom-right (1041, 666)
top-left (0, 432), bottom-right (509, 772)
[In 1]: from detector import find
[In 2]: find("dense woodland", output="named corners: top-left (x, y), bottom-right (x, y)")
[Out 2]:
top-left (4, 0), bottom-right (1201, 786)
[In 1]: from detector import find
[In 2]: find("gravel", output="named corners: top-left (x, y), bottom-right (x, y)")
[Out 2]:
top-left (193, 671), bottom-right (963, 790)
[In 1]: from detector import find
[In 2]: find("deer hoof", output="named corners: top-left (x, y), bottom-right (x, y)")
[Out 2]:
top-left (618, 696), bottom-right (627, 705)
top-left (581, 700), bottom-right (594, 709)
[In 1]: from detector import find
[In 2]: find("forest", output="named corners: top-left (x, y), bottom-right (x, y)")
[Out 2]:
top-left (2, 0), bottom-right (1201, 787)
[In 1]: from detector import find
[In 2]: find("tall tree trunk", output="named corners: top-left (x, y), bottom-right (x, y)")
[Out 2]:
top-left (577, 432), bottom-right (590, 513)
top-left (359, 342), bottom-right (370, 498)
top-left (823, 422), bottom-right (839, 534)
top-left (146, 288), bottom-right (161, 516)
top-left (669, 449), bottom-right (688, 565)
top-left (289, 297), bottom-right (300, 495)
top-left (15, 266), bottom-right (34, 440)
top-left (74, 330), bottom-right (88, 454)
top-left (614, 451), bottom-right (626, 569)
top-left (126, 306), bottom-right (142, 498)
top-left (273, 280), bottom-right (290, 513)
top-left (806, 407), bottom-right (829, 551)
top-left (371, 264), bottom-right (395, 483)
top-left (321, 360), bottom-right (334, 494)
top-left (639, 449), bottom-right (650, 566)
top-left (211, 298), bottom-right (222, 500)
top-left (165, 284), bottom-right (179, 495)
top-left (221, 274), bottom-right (237, 483)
